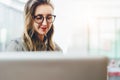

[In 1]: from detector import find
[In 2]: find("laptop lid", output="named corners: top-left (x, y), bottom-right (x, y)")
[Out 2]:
top-left (0, 52), bottom-right (108, 80)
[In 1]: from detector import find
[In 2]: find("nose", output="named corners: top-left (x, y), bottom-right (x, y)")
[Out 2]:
top-left (42, 18), bottom-right (47, 25)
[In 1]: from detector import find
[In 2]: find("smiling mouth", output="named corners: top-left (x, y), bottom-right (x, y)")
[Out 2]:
top-left (41, 27), bottom-right (47, 31)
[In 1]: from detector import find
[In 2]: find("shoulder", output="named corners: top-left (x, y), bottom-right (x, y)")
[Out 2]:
top-left (54, 42), bottom-right (62, 52)
top-left (5, 37), bottom-right (27, 51)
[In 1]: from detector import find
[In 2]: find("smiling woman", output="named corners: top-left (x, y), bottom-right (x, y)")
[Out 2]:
top-left (5, 0), bottom-right (62, 52)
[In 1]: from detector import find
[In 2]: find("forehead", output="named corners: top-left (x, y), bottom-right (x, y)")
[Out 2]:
top-left (35, 4), bottom-right (53, 16)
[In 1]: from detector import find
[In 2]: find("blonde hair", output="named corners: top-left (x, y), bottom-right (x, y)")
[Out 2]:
top-left (23, 0), bottom-right (55, 51)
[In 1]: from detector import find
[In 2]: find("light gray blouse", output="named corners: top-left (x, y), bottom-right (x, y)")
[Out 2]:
top-left (5, 38), bottom-right (62, 52)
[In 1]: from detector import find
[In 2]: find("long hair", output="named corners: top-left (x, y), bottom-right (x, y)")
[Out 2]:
top-left (23, 0), bottom-right (55, 51)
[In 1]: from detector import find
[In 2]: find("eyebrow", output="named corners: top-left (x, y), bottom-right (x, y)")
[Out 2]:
top-left (35, 14), bottom-right (53, 16)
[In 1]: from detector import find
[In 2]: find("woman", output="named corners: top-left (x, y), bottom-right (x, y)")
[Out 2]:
top-left (6, 0), bottom-right (62, 51)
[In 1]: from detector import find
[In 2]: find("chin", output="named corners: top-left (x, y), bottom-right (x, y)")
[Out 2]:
top-left (39, 32), bottom-right (47, 36)
top-left (38, 29), bottom-right (48, 36)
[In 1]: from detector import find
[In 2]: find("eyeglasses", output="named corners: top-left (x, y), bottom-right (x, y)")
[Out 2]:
top-left (33, 14), bottom-right (56, 24)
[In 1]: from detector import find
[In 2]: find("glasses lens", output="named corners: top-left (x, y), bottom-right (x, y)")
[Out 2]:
top-left (47, 15), bottom-right (55, 23)
top-left (34, 15), bottom-right (43, 24)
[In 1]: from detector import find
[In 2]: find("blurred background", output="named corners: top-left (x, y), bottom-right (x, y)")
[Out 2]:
top-left (1, 0), bottom-right (120, 79)
top-left (0, 0), bottom-right (120, 59)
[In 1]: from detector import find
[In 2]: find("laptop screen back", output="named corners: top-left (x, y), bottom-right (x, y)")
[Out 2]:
top-left (0, 53), bottom-right (108, 80)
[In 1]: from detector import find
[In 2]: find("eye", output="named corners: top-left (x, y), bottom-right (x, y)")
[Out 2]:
top-left (47, 15), bottom-right (53, 20)
top-left (35, 15), bottom-right (43, 20)
top-left (34, 15), bottom-right (44, 24)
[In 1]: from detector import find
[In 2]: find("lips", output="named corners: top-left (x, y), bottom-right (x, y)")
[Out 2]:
top-left (38, 25), bottom-right (47, 31)
top-left (41, 27), bottom-right (47, 31)
top-left (41, 27), bottom-right (46, 29)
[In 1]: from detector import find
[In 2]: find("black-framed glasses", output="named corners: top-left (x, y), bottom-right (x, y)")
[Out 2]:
top-left (33, 14), bottom-right (56, 24)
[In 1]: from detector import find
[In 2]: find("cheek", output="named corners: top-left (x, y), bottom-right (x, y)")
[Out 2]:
top-left (48, 23), bottom-right (52, 29)
top-left (33, 22), bottom-right (38, 28)
top-left (32, 23), bottom-right (39, 33)
top-left (33, 22), bottom-right (41, 30)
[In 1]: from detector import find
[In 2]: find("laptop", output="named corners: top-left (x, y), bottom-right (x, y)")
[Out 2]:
top-left (0, 52), bottom-right (108, 80)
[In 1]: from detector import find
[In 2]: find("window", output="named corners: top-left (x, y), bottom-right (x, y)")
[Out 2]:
top-left (0, 0), bottom-right (120, 58)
